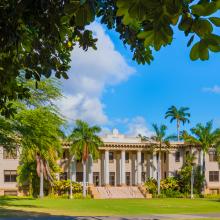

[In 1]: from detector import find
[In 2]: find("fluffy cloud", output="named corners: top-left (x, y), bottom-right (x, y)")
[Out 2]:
top-left (126, 116), bottom-right (154, 137)
top-left (57, 22), bottom-right (135, 124)
top-left (203, 85), bottom-right (220, 94)
top-left (108, 116), bottom-right (153, 137)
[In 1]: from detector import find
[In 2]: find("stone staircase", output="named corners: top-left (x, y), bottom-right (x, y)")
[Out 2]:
top-left (89, 186), bottom-right (145, 199)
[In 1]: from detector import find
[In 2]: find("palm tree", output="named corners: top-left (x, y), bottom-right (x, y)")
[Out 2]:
top-left (165, 106), bottom-right (190, 141)
top-left (68, 120), bottom-right (103, 198)
top-left (150, 124), bottom-right (171, 195)
top-left (15, 107), bottom-right (63, 198)
top-left (137, 134), bottom-right (149, 141)
top-left (182, 121), bottom-right (220, 192)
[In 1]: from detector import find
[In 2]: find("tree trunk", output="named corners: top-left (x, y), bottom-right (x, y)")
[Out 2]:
top-left (69, 161), bottom-right (73, 199)
top-left (177, 120), bottom-right (180, 142)
top-left (157, 152), bottom-right (161, 195)
top-left (202, 151), bottom-right (206, 193)
top-left (190, 166), bottom-right (194, 199)
top-left (39, 158), bottom-right (44, 198)
top-left (29, 173), bottom-right (33, 196)
top-left (82, 160), bottom-right (87, 198)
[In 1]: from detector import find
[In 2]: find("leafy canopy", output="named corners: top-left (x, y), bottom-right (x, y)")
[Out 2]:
top-left (165, 106), bottom-right (190, 125)
top-left (69, 120), bottom-right (103, 162)
top-left (183, 121), bottom-right (220, 153)
top-left (1, 0), bottom-right (220, 116)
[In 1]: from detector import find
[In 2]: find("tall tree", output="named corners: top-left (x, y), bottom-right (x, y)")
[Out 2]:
top-left (182, 121), bottom-right (220, 193)
top-left (68, 120), bottom-right (103, 198)
top-left (1, 1), bottom-right (220, 116)
top-left (1, 77), bottom-right (65, 197)
top-left (16, 107), bottom-right (64, 198)
top-left (165, 106), bottom-right (190, 141)
top-left (150, 124), bottom-right (170, 195)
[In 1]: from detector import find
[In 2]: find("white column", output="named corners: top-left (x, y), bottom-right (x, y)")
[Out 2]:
top-left (199, 150), bottom-right (204, 175)
top-left (70, 156), bottom-right (76, 182)
top-left (137, 151), bottom-right (142, 185)
top-left (152, 152), bottom-right (157, 179)
top-left (121, 150), bottom-right (126, 185)
top-left (88, 154), bottom-right (93, 185)
top-left (104, 150), bottom-right (109, 185)
top-left (149, 154), bottom-right (153, 178)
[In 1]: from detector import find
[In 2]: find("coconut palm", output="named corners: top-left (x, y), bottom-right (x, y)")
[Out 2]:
top-left (68, 120), bottom-right (103, 198)
top-left (150, 124), bottom-right (171, 195)
top-left (182, 121), bottom-right (220, 192)
top-left (165, 106), bottom-right (190, 141)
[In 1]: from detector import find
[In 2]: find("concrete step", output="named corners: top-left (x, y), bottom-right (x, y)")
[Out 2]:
top-left (91, 186), bottom-right (145, 199)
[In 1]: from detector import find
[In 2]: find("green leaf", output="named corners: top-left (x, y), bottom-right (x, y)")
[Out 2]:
top-left (193, 19), bottom-right (213, 37)
top-left (209, 17), bottom-right (220, 27)
top-left (191, 2), bottom-right (217, 16)
top-left (190, 42), bottom-right (200, 60)
top-left (208, 44), bottom-right (220, 52)
top-left (199, 40), bottom-right (209, 60)
top-left (116, 7), bottom-right (127, 17)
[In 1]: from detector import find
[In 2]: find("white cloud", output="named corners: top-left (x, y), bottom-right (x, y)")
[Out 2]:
top-left (126, 116), bottom-right (154, 137)
top-left (57, 22), bottom-right (135, 125)
top-left (203, 85), bottom-right (220, 94)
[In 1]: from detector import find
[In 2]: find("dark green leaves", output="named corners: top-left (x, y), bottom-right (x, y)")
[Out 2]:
top-left (189, 34), bottom-right (220, 61)
top-left (209, 17), bottom-right (220, 26)
top-left (191, 2), bottom-right (218, 16)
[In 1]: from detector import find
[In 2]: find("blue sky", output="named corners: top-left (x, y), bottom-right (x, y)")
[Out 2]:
top-left (58, 22), bottom-right (220, 137)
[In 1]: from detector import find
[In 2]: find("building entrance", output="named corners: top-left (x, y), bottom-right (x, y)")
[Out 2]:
top-left (109, 172), bottom-right (115, 186)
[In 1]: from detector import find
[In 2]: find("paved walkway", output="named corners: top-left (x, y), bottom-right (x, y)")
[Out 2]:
top-left (0, 214), bottom-right (220, 220)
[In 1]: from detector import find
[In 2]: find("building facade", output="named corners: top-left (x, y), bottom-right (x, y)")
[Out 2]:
top-left (0, 129), bottom-right (220, 196)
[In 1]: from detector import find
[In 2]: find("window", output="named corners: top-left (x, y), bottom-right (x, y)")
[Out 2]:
top-left (109, 152), bottom-right (114, 162)
top-left (4, 170), bottom-right (17, 182)
top-left (175, 151), bottom-right (180, 162)
top-left (62, 149), bottom-right (69, 159)
top-left (209, 151), bottom-right (218, 162)
top-left (164, 152), bottom-right (167, 163)
top-left (60, 172), bottom-right (67, 180)
top-left (141, 172), bottom-right (146, 182)
top-left (164, 171), bottom-right (167, 179)
top-left (126, 172), bottom-right (130, 185)
top-left (3, 148), bottom-right (17, 159)
top-left (76, 172), bottom-right (83, 182)
top-left (209, 171), bottom-right (219, 182)
top-left (125, 152), bottom-right (129, 163)
top-left (141, 152), bottom-right (145, 163)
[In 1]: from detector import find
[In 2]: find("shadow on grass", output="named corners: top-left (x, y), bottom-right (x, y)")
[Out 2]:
top-left (0, 208), bottom-right (161, 220)
top-left (0, 196), bottom-right (39, 208)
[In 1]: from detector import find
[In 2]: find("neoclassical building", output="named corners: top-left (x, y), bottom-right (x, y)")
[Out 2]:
top-left (0, 129), bottom-right (220, 197)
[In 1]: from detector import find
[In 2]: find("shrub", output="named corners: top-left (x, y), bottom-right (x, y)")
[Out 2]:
top-left (144, 178), bottom-right (157, 194)
top-left (73, 193), bottom-right (91, 199)
top-left (160, 177), bottom-right (179, 191)
top-left (162, 189), bottom-right (184, 198)
top-left (204, 194), bottom-right (220, 199)
top-left (52, 180), bottom-right (82, 195)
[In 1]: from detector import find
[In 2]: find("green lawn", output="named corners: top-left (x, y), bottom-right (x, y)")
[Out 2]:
top-left (0, 197), bottom-right (220, 217)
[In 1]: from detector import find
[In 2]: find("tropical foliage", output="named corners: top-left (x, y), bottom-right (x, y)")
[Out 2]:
top-left (1, 1), bottom-right (220, 116)
top-left (68, 120), bottom-right (103, 197)
top-left (16, 107), bottom-right (64, 198)
top-left (0, 78), bottom-right (65, 197)
top-left (165, 106), bottom-right (190, 141)
top-left (149, 124), bottom-right (171, 195)
top-left (52, 180), bottom-right (82, 196)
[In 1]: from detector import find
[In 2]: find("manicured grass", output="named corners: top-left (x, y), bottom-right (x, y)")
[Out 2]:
top-left (0, 197), bottom-right (220, 217)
